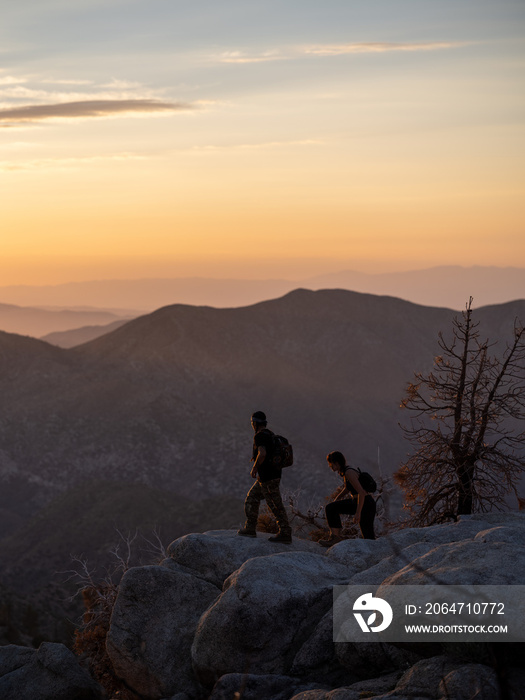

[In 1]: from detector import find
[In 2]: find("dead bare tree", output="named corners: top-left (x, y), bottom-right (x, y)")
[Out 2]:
top-left (395, 298), bottom-right (525, 526)
top-left (61, 530), bottom-right (142, 700)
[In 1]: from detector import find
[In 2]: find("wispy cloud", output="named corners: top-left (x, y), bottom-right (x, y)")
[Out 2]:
top-left (40, 78), bottom-right (94, 86)
top-left (189, 138), bottom-right (323, 153)
top-left (303, 41), bottom-right (467, 56)
top-left (215, 50), bottom-right (287, 64)
top-left (0, 151), bottom-right (149, 172)
top-left (100, 78), bottom-right (143, 89)
top-left (212, 41), bottom-right (466, 65)
top-left (0, 75), bottom-right (27, 86)
top-left (0, 99), bottom-right (195, 126)
top-left (0, 84), bottom-right (166, 103)
top-left (0, 134), bottom-right (306, 170)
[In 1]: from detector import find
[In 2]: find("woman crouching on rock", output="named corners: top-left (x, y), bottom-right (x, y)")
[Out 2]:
top-left (319, 451), bottom-right (376, 546)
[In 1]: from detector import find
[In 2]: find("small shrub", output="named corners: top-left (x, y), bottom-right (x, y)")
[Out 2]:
top-left (257, 504), bottom-right (279, 533)
top-left (73, 583), bottom-right (130, 698)
top-left (65, 530), bottom-right (151, 699)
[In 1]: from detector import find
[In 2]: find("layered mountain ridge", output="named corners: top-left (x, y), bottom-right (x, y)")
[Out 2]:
top-left (1, 266), bottom-right (524, 315)
top-left (1, 289), bottom-right (523, 520)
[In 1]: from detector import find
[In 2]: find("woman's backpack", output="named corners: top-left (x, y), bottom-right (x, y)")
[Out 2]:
top-left (348, 466), bottom-right (377, 493)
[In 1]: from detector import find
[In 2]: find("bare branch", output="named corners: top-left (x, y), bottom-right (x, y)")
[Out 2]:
top-left (396, 301), bottom-right (525, 524)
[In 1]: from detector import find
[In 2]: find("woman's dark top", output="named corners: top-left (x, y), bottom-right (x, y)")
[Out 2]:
top-left (342, 466), bottom-right (359, 496)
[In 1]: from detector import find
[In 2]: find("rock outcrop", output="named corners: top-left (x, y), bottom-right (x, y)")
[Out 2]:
top-left (102, 515), bottom-right (524, 700)
top-left (191, 551), bottom-right (349, 686)
top-left (106, 564), bottom-right (220, 699)
top-left (290, 656), bottom-right (502, 700)
top-left (0, 642), bottom-right (102, 700)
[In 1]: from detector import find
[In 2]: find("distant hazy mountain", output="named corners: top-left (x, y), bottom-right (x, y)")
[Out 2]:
top-left (306, 266), bottom-right (525, 309)
top-left (0, 302), bottom-right (133, 338)
top-left (0, 278), bottom-right (293, 312)
top-left (0, 266), bottom-right (523, 313)
top-left (1, 289), bottom-right (523, 529)
top-left (41, 319), bottom-right (129, 348)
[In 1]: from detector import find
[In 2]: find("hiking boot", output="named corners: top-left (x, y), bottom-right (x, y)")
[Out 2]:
top-left (268, 532), bottom-right (292, 544)
top-left (318, 534), bottom-right (344, 548)
top-left (237, 527), bottom-right (257, 538)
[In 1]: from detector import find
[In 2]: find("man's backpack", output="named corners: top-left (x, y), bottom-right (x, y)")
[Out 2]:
top-left (350, 466), bottom-right (377, 494)
top-left (271, 434), bottom-right (294, 468)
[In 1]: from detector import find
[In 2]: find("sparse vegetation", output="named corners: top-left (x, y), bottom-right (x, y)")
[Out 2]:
top-left (258, 481), bottom-right (393, 542)
top-left (67, 531), bottom-right (158, 700)
top-left (256, 504), bottom-right (280, 533)
top-left (395, 298), bottom-right (525, 525)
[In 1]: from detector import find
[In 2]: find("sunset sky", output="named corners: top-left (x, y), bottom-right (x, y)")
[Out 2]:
top-left (2, 0), bottom-right (524, 285)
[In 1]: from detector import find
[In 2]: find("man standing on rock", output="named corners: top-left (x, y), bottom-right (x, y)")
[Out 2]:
top-left (237, 411), bottom-right (292, 543)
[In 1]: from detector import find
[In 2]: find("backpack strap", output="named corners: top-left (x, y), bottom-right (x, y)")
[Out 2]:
top-left (344, 466), bottom-right (376, 496)
top-left (342, 466), bottom-right (358, 494)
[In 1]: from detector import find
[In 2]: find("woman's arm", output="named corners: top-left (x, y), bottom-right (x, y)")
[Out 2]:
top-left (333, 483), bottom-right (349, 501)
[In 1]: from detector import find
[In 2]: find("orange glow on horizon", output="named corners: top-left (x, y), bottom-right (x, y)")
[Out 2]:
top-left (1, 12), bottom-right (524, 287)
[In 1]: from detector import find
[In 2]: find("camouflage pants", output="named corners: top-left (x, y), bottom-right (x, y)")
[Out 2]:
top-left (244, 478), bottom-right (291, 536)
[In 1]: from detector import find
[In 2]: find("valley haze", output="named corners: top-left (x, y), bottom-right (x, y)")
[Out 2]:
top-left (0, 266), bottom-right (523, 320)
top-left (1, 288), bottom-right (523, 520)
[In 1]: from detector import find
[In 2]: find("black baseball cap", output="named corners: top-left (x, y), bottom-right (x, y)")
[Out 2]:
top-left (251, 411), bottom-right (267, 424)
